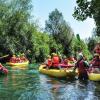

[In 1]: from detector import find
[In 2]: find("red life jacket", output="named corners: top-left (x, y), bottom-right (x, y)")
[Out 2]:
top-left (52, 56), bottom-right (59, 67)
top-left (78, 60), bottom-right (87, 73)
top-left (92, 59), bottom-right (100, 68)
top-left (10, 57), bottom-right (16, 63)
top-left (47, 59), bottom-right (52, 67)
top-left (64, 59), bottom-right (68, 65)
top-left (16, 57), bottom-right (21, 63)
top-left (95, 49), bottom-right (100, 54)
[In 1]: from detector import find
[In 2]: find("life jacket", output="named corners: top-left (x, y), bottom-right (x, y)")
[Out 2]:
top-left (52, 56), bottom-right (59, 67)
top-left (77, 60), bottom-right (87, 73)
top-left (16, 57), bottom-right (21, 63)
top-left (47, 58), bottom-right (52, 67)
top-left (63, 59), bottom-right (68, 65)
top-left (20, 57), bottom-right (27, 62)
top-left (95, 49), bottom-right (100, 54)
top-left (92, 59), bottom-right (100, 68)
top-left (10, 57), bottom-right (16, 63)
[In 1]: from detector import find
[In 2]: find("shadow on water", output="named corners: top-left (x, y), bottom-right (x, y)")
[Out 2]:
top-left (0, 63), bottom-right (100, 100)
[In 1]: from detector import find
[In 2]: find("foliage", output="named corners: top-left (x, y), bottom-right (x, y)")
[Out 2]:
top-left (45, 9), bottom-right (74, 56)
top-left (71, 34), bottom-right (91, 60)
top-left (73, 0), bottom-right (100, 36)
top-left (0, 0), bottom-right (93, 63)
top-left (87, 29), bottom-right (100, 54)
top-left (0, 0), bottom-right (50, 62)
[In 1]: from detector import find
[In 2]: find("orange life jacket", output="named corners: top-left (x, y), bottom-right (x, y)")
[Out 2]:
top-left (52, 56), bottom-right (59, 67)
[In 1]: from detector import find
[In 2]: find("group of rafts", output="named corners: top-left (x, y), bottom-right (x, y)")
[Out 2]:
top-left (39, 59), bottom-right (100, 81)
top-left (6, 55), bottom-right (29, 66)
top-left (0, 55), bottom-right (29, 75)
top-left (1, 54), bottom-right (100, 81)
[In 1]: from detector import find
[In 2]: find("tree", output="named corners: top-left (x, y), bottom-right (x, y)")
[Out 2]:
top-left (45, 9), bottom-right (74, 56)
top-left (87, 29), bottom-right (100, 54)
top-left (0, 0), bottom-right (52, 62)
top-left (71, 34), bottom-right (91, 60)
top-left (73, 0), bottom-right (100, 36)
top-left (0, 0), bottom-right (33, 54)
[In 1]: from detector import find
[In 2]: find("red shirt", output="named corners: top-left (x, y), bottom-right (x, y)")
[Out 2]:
top-left (77, 60), bottom-right (88, 73)
top-left (92, 58), bottom-right (100, 68)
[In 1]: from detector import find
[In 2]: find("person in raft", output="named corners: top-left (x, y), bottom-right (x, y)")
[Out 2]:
top-left (20, 53), bottom-right (28, 62)
top-left (73, 55), bottom-right (89, 80)
top-left (10, 55), bottom-right (16, 63)
top-left (44, 55), bottom-right (52, 69)
top-left (0, 63), bottom-right (8, 75)
top-left (49, 53), bottom-right (61, 69)
top-left (16, 55), bottom-right (21, 63)
top-left (89, 53), bottom-right (100, 73)
top-left (60, 56), bottom-right (68, 68)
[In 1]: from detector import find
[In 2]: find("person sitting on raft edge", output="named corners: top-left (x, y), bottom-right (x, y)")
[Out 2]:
top-left (89, 53), bottom-right (100, 73)
top-left (44, 55), bottom-right (52, 69)
top-left (49, 53), bottom-right (61, 69)
top-left (73, 55), bottom-right (89, 80)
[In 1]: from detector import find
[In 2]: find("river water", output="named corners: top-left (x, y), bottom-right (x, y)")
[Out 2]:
top-left (0, 64), bottom-right (100, 100)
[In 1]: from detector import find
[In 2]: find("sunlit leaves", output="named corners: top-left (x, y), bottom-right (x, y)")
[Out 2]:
top-left (73, 0), bottom-right (100, 36)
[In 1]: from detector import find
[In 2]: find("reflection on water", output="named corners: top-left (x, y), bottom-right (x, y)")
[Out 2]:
top-left (0, 64), bottom-right (100, 100)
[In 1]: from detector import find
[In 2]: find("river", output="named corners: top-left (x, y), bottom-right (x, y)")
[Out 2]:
top-left (0, 64), bottom-right (100, 100)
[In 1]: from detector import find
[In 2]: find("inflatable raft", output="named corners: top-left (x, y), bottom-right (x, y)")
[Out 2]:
top-left (88, 73), bottom-right (100, 81)
top-left (6, 61), bottom-right (29, 66)
top-left (39, 65), bottom-right (77, 78)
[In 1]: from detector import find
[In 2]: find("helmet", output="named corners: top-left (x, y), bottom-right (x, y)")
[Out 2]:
top-left (78, 55), bottom-right (83, 60)
top-left (52, 53), bottom-right (57, 56)
top-left (13, 55), bottom-right (16, 57)
top-left (47, 55), bottom-right (51, 58)
top-left (94, 53), bottom-right (99, 57)
top-left (17, 55), bottom-right (20, 57)
top-left (63, 55), bottom-right (66, 59)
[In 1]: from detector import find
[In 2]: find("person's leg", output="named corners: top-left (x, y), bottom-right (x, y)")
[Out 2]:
top-left (78, 73), bottom-right (83, 80)
top-left (83, 72), bottom-right (88, 80)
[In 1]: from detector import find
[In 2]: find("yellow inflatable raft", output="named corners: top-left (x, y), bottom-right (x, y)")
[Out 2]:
top-left (88, 73), bottom-right (100, 81)
top-left (6, 61), bottom-right (29, 66)
top-left (39, 65), bottom-right (77, 78)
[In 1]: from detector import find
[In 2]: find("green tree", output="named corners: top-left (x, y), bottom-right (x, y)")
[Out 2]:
top-left (45, 9), bottom-right (74, 56)
top-left (87, 29), bottom-right (100, 54)
top-left (73, 0), bottom-right (100, 36)
top-left (71, 34), bottom-right (91, 60)
top-left (0, 0), bottom-right (33, 54)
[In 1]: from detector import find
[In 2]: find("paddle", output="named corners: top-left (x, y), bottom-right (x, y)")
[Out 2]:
top-left (0, 54), bottom-right (9, 59)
